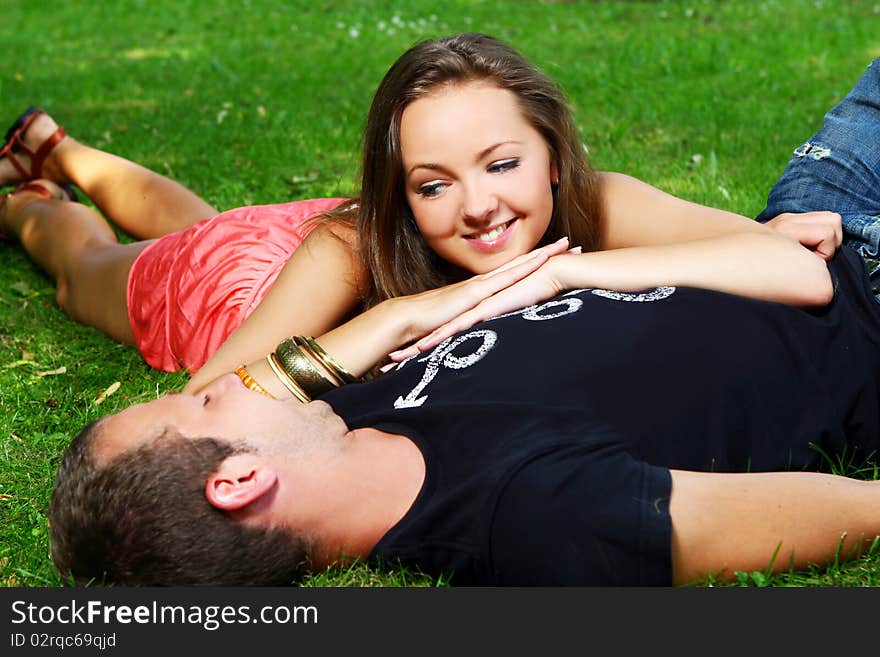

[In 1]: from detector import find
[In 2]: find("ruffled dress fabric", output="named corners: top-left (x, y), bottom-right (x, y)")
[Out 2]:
top-left (126, 198), bottom-right (345, 372)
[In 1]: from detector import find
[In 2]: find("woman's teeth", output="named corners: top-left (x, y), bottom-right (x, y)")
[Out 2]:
top-left (474, 221), bottom-right (509, 242)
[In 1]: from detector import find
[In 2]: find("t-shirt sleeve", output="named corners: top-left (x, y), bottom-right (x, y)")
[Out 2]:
top-left (488, 443), bottom-right (673, 585)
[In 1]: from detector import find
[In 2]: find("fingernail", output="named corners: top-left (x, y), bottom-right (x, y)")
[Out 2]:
top-left (568, 246), bottom-right (582, 254)
top-left (380, 363), bottom-right (396, 373)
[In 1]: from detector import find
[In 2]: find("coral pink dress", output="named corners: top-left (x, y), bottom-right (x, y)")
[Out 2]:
top-left (126, 198), bottom-right (346, 372)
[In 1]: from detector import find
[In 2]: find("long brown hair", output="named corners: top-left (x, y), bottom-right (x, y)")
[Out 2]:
top-left (327, 33), bottom-right (603, 308)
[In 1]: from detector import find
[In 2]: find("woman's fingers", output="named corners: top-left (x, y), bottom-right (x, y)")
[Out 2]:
top-left (484, 236), bottom-right (569, 276)
top-left (387, 345), bottom-right (420, 363)
top-left (392, 250), bottom-right (549, 357)
top-left (387, 242), bottom-right (578, 365)
top-left (390, 262), bottom-right (564, 361)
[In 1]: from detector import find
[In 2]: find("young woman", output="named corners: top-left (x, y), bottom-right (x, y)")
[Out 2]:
top-left (0, 34), bottom-right (842, 397)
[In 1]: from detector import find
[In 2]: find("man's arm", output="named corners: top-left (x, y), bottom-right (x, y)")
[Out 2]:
top-left (669, 470), bottom-right (879, 585)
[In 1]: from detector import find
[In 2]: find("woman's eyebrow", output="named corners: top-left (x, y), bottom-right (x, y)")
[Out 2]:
top-left (406, 141), bottom-right (522, 176)
top-left (476, 140), bottom-right (520, 161)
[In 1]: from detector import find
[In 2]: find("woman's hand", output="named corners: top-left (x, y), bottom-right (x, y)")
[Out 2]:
top-left (390, 237), bottom-right (572, 342)
top-left (764, 211), bottom-right (842, 260)
top-left (388, 245), bottom-right (579, 363)
top-left (285, 238), bottom-right (573, 382)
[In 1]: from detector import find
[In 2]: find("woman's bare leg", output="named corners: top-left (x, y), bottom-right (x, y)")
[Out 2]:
top-left (1, 110), bottom-right (218, 239)
top-left (669, 469), bottom-right (880, 585)
top-left (1, 181), bottom-right (148, 344)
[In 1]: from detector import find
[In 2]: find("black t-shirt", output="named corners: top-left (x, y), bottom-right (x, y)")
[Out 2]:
top-left (323, 246), bottom-right (880, 585)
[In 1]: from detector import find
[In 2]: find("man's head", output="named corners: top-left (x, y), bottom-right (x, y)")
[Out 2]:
top-left (48, 374), bottom-right (348, 585)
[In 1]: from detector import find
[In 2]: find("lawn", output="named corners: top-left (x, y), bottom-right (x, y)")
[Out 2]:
top-left (2, 0), bottom-right (880, 587)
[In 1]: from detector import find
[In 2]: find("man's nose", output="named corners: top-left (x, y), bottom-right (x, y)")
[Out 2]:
top-left (202, 371), bottom-right (241, 397)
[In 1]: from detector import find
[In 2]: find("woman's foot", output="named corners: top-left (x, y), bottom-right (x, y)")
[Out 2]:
top-left (0, 179), bottom-right (76, 242)
top-left (0, 108), bottom-right (69, 187)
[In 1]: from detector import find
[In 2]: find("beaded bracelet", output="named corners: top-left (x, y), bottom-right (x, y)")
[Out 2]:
top-left (235, 366), bottom-right (274, 398)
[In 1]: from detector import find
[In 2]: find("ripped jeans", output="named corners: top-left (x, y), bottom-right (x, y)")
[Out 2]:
top-left (756, 58), bottom-right (880, 298)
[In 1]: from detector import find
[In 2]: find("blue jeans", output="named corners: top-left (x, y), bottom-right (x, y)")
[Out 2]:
top-left (756, 59), bottom-right (880, 296)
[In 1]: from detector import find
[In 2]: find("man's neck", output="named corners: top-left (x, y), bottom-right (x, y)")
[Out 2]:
top-left (287, 426), bottom-right (426, 569)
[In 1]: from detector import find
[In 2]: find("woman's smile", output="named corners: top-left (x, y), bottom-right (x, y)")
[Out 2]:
top-left (401, 81), bottom-right (557, 274)
top-left (464, 218), bottom-right (518, 252)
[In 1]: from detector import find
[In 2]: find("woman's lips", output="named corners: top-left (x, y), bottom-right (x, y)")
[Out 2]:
top-left (464, 218), bottom-right (517, 252)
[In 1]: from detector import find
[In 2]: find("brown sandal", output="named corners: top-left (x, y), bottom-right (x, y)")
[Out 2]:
top-left (0, 107), bottom-right (67, 181)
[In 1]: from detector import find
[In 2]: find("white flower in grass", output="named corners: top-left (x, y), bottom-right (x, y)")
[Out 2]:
top-left (216, 101), bottom-right (232, 125)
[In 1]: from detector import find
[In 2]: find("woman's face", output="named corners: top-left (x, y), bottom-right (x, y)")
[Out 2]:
top-left (400, 81), bottom-right (557, 274)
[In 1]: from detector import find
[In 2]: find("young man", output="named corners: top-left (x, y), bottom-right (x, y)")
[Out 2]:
top-left (48, 241), bottom-right (880, 586)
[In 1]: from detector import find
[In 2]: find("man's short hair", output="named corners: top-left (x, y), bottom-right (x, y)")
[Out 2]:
top-left (49, 418), bottom-right (312, 585)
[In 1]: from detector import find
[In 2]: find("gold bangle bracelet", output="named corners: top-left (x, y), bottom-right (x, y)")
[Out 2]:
top-left (235, 366), bottom-right (275, 398)
top-left (294, 337), bottom-right (344, 386)
top-left (274, 338), bottom-right (338, 398)
top-left (266, 353), bottom-right (310, 403)
top-left (298, 336), bottom-right (359, 384)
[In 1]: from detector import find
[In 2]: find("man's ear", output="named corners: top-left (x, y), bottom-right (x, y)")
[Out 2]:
top-left (205, 454), bottom-right (278, 511)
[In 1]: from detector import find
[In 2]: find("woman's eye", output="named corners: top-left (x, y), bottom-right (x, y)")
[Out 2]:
top-left (417, 182), bottom-right (446, 198)
top-left (488, 158), bottom-right (519, 174)
top-left (202, 395), bottom-right (210, 407)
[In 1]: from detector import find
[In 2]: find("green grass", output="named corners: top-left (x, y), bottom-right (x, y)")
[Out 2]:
top-left (2, 0), bottom-right (880, 587)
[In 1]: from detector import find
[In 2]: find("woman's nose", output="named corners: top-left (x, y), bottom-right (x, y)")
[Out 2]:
top-left (461, 180), bottom-right (498, 225)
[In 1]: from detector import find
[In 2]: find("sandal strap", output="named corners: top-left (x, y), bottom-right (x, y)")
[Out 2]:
top-left (3, 107), bottom-right (38, 143)
top-left (14, 182), bottom-right (55, 200)
top-left (3, 143), bottom-right (33, 180)
top-left (0, 181), bottom-right (61, 243)
top-left (0, 109), bottom-right (65, 180)
top-left (0, 109), bottom-right (42, 179)
top-left (29, 126), bottom-right (66, 179)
